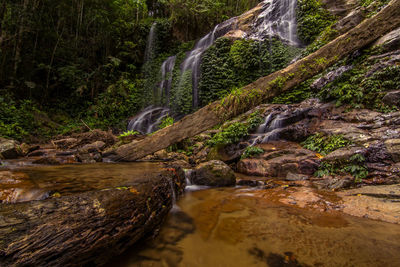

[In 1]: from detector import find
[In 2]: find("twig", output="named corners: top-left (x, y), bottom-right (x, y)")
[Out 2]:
top-left (81, 119), bottom-right (93, 132)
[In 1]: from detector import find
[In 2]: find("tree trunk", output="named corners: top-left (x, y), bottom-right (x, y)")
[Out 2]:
top-left (113, 0), bottom-right (400, 162)
top-left (13, 0), bottom-right (29, 83)
top-left (0, 170), bottom-right (185, 267)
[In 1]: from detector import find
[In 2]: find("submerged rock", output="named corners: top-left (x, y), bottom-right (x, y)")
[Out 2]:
top-left (189, 160), bottom-right (236, 187)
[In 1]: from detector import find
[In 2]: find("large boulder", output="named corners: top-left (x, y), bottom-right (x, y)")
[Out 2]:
top-left (189, 160), bottom-right (236, 187)
top-left (0, 139), bottom-right (21, 159)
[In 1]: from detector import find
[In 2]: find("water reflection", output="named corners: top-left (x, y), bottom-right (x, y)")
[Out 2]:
top-left (112, 187), bottom-right (400, 267)
top-left (0, 162), bottom-right (163, 203)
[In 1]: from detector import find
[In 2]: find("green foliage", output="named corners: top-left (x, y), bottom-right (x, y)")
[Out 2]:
top-left (297, 0), bottom-right (336, 44)
top-left (247, 111), bottom-right (264, 130)
top-left (241, 146), bottom-right (264, 159)
top-left (320, 65), bottom-right (400, 111)
top-left (208, 111), bottom-right (264, 147)
top-left (208, 122), bottom-right (249, 147)
top-left (315, 154), bottom-right (368, 182)
top-left (199, 37), bottom-right (300, 106)
top-left (0, 95), bottom-right (39, 140)
top-left (302, 133), bottom-right (352, 155)
top-left (119, 130), bottom-right (139, 139)
top-left (159, 116), bottom-right (174, 129)
top-left (169, 0), bottom-right (259, 41)
top-left (272, 80), bottom-right (315, 104)
top-left (85, 77), bottom-right (144, 129)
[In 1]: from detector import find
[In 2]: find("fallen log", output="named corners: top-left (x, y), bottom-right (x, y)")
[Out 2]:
top-left (114, 0), bottom-right (400, 162)
top-left (0, 170), bottom-right (185, 266)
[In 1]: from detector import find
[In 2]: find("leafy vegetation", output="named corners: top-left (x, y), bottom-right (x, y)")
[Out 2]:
top-left (199, 38), bottom-right (300, 106)
top-left (315, 154), bottom-right (368, 182)
top-left (297, 0), bottom-right (336, 44)
top-left (119, 130), bottom-right (139, 139)
top-left (159, 116), bottom-right (174, 129)
top-left (320, 65), bottom-right (400, 111)
top-left (241, 146), bottom-right (264, 159)
top-left (302, 133), bottom-right (352, 155)
top-left (208, 122), bottom-right (249, 147)
top-left (271, 80), bottom-right (315, 104)
top-left (208, 111), bottom-right (264, 147)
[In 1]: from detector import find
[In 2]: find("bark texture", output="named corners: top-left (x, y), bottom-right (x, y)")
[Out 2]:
top-left (0, 170), bottom-right (185, 267)
top-left (114, 0), bottom-right (400, 162)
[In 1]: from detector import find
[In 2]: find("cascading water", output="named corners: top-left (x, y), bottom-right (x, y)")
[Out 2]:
top-left (177, 18), bottom-right (235, 108)
top-left (129, 1), bottom-right (301, 133)
top-left (158, 56), bottom-right (176, 105)
top-left (144, 23), bottom-right (157, 63)
top-left (247, 0), bottom-right (300, 46)
top-left (127, 106), bottom-right (171, 134)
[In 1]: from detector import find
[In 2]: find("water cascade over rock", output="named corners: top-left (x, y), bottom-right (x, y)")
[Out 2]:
top-left (127, 106), bottom-right (171, 134)
top-left (247, 0), bottom-right (300, 46)
top-left (129, 0), bottom-right (300, 133)
top-left (177, 18), bottom-right (235, 108)
top-left (158, 56), bottom-right (176, 106)
top-left (144, 22), bottom-right (157, 63)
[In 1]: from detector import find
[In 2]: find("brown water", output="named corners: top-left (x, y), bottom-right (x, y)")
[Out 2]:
top-left (113, 187), bottom-right (400, 267)
top-left (0, 162), bottom-right (163, 203)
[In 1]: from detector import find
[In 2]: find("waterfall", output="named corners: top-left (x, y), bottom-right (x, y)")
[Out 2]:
top-left (248, 0), bottom-right (300, 46)
top-left (127, 106), bottom-right (171, 134)
top-left (144, 23), bottom-right (157, 63)
top-left (177, 18), bottom-right (235, 108)
top-left (158, 56), bottom-right (176, 105)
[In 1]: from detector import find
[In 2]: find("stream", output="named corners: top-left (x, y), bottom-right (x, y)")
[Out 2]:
top-left (1, 163), bottom-right (400, 266)
top-left (112, 187), bottom-right (400, 267)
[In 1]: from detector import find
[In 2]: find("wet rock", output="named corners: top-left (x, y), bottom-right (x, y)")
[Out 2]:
top-left (189, 160), bottom-right (236, 187)
top-left (338, 184), bottom-right (400, 224)
top-left (365, 142), bottom-right (393, 163)
top-left (53, 138), bottom-right (79, 149)
top-left (311, 66), bottom-right (353, 90)
top-left (0, 170), bottom-right (185, 266)
top-left (382, 90), bottom-right (400, 107)
top-left (32, 157), bottom-right (62, 165)
top-left (237, 146), bottom-right (319, 178)
top-left (323, 147), bottom-right (366, 162)
top-left (27, 150), bottom-right (46, 157)
top-left (163, 160), bottom-right (192, 170)
top-left (374, 27), bottom-right (400, 52)
top-left (286, 172), bottom-right (309, 181)
top-left (385, 139), bottom-right (400, 162)
top-left (314, 175), bottom-right (354, 190)
top-left (71, 129), bottom-right (117, 148)
top-left (0, 139), bottom-right (21, 159)
top-left (81, 141), bottom-right (106, 152)
top-left (76, 151), bottom-right (102, 164)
